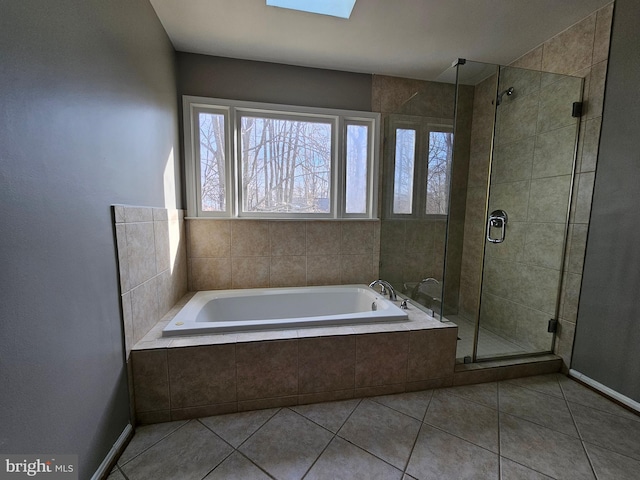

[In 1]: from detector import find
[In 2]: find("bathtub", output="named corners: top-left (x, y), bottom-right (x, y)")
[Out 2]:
top-left (162, 285), bottom-right (408, 336)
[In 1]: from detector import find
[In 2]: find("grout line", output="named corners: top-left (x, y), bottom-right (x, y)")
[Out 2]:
top-left (500, 457), bottom-right (556, 480)
top-left (328, 398), bottom-right (411, 476)
top-left (402, 421), bottom-right (425, 476)
top-left (436, 384), bottom-right (499, 411)
top-left (197, 440), bottom-right (235, 480)
top-left (296, 339), bottom-right (299, 402)
top-left (235, 450), bottom-right (277, 480)
top-left (402, 389), bottom-right (435, 476)
top-left (580, 439), bottom-right (600, 480)
top-left (118, 419), bottom-right (190, 468)
top-left (560, 380), bottom-right (600, 478)
top-left (165, 349), bottom-right (172, 418)
top-left (497, 381), bottom-right (502, 479)
top-left (116, 464), bottom-right (131, 480)
top-left (293, 399), bottom-right (366, 479)
top-left (195, 414), bottom-right (278, 480)
top-left (501, 375), bottom-right (566, 401)
top-left (368, 390), bottom-right (433, 423)
top-left (233, 343), bottom-right (238, 413)
top-left (234, 408), bottom-right (282, 451)
top-left (420, 420), bottom-right (500, 457)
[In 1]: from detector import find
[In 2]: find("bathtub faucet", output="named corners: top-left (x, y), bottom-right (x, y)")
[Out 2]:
top-left (411, 277), bottom-right (440, 300)
top-left (368, 279), bottom-right (398, 301)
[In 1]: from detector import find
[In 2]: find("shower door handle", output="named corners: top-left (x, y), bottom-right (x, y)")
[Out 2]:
top-left (487, 210), bottom-right (508, 244)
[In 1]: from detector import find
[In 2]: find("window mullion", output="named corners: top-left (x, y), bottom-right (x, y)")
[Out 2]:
top-left (336, 117), bottom-right (345, 218)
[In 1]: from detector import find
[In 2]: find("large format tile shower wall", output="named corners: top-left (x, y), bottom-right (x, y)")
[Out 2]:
top-left (514, 3), bottom-right (613, 368)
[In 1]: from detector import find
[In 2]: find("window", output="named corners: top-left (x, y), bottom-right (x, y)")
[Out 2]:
top-left (198, 111), bottom-right (227, 213)
top-left (184, 97), bottom-right (380, 219)
top-left (385, 116), bottom-right (453, 218)
top-left (426, 131), bottom-right (453, 215)
top-left (393, 128), bottom-right (416, 214)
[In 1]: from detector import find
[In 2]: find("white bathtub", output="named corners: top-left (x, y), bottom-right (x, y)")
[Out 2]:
top-left (162, 285), bottom-right (408, 336)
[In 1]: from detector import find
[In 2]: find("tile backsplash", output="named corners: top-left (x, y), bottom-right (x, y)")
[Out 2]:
top-left (113, 205), bottom-right (188, 358)
top-left (186, 219), bottom-right (380, 290)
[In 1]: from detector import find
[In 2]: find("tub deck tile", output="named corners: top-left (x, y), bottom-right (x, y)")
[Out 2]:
top-left (131, 291), bottom-right (460, 423)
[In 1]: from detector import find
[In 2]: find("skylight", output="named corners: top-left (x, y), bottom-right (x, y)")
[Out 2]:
top-left (266, 0), bottom-right (356, 19)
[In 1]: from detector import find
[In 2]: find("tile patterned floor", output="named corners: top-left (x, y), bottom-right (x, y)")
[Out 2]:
top-left (109, 374), bottom-right (640, 480)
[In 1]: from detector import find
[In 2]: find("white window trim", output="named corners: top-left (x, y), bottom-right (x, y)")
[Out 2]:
top-left (183, 96), bottom-right (380, 219)
top-left (384, 115), bottom-right (453, 220)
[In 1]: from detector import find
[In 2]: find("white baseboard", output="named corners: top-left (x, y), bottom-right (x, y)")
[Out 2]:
top-left (569, 369), bottom-right (640, 414)
top-left (91, 423), bottom-right (133, 480)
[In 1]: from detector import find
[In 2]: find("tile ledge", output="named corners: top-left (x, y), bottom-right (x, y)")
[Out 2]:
top-left (454, 354), bottom-right (561, 372)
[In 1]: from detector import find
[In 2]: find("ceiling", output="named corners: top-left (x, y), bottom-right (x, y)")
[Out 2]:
top-left (149, 0), bottom-right (610, 81)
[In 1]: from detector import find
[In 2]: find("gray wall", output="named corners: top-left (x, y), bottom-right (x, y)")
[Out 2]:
top-left (572, 0), bottom-right (640, 402)
top-left (177, 53), bottom-right (372, 111)
top-left (0, 0), bottom-right (180, 477)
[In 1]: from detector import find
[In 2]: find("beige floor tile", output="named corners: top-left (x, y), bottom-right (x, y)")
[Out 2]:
top-left (406, 424), bottom-right (499, 479)
top-left (116, 374), bottom-right (640, 480)
top-left (504, 373), bottom-right (563, 398)
top-left (500, 413), bottom-right (595, 480)
top-left (239, 409), bottom-right (333, 480)
top-left (120, 420), bottom-right (232, 480)
top-left (338, 399), bottom-right (421, 470)
top-left (199, 408), bottom-right (279, 448)
top-left (305, 437), bottom-right (403, 480)
top-left (204, 452), bottom-right (271, 480)
top-left (438, 382), bottom-right (498, 409)
top-left (371, 390), bottom-right (434, 421)
top-left (500, 458), bottom-right (554, 479)
top-left (498, 382), bottom-right (579, 437)
top-left (559, 377), bottom-right (640, 420)
top-left (584, 442), bottom-right (640, 480)
top-left (570, 402), bottom-right (640, 461)
top-left (291, 399), bottom-right (360, 433)
top-left (117, 420), bottom-right (187, 466)
top-left (424, 390), bottom-right (499, 453)
top-left (107, 468), bottom-right (126, 480)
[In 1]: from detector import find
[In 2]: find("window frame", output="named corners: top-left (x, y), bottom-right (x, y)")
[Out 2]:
top-left (384, 115), bottom-right (453, 220)
top-left (183, 96), bottom-right (380, 219)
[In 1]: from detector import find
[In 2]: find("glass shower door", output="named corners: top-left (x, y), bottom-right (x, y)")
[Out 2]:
top-left (475, 66), bottom-right (584, 359)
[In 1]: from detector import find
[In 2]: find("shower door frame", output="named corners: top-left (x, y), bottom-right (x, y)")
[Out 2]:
top-left (451, 61), bottom-right (584, 363)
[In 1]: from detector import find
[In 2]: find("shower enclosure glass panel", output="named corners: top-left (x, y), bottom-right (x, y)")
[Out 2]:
top-left (476, 65), bottom-right (583, 359)
top-left (378, 79), bottom-right (456, 319)
top-left (446, 60), bottom-right (583, 361)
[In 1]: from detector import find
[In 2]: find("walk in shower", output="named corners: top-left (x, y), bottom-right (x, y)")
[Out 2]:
top-left (379, 60), bottom-right (583, 363)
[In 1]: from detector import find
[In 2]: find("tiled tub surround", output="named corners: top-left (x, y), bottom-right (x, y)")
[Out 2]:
top-left (130, 294), bottom-right (458, 424)
top-left (186, 219), bottom-right (380, 290)
top-left (114, 205), bottom-right (188, 358)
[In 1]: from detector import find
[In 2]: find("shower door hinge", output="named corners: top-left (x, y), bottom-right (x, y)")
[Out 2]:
top-left (548, 319), bottom-right (558, 333)
top-left (572, 102), bottom-right (583, 118)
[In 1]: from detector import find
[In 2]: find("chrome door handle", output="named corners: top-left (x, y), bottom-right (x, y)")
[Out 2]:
top-left (487, 209), bottom-right (508, 244)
